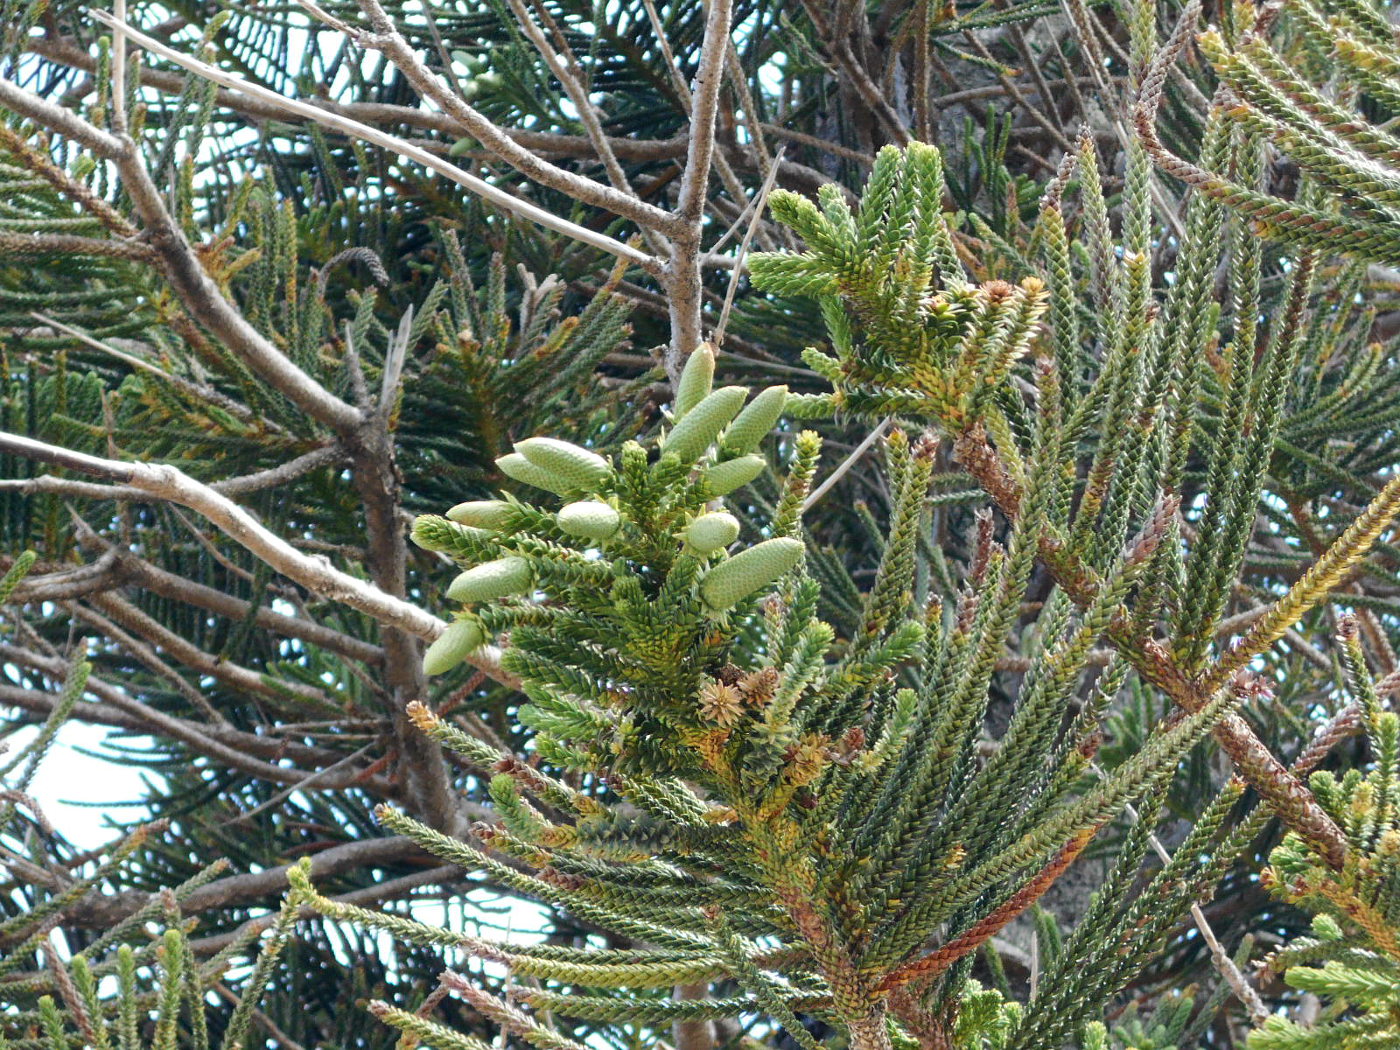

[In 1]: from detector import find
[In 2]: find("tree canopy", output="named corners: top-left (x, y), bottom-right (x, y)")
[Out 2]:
top-left (2, 0), bottom-right (1400, 1045)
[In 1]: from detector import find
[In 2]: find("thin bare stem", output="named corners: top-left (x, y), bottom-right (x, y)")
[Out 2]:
top-left (1116, 788), bottom-right (1271, 1025)
top-left (803, 420), bottom-right (892, 514)
top-left (0, 430), bottom-right (517, 689)
top-left (351, 0), bottom-right (677, 239)
top-left (505, 0), bottom-right (632, 201)
top-left (110, 0), bottom-right (127, 131)
top-left (714, 146), bottom-right (784, 346)
top-left (81, 12), bottom-right (660, 274)
top-left (663, 0), bottom-right (735, 379)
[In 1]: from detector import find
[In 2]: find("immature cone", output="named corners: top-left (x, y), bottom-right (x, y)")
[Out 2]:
top-left (557, 500), bottom-right (621, 541)
top-left (447, 500), bottom-right (514, 530)
top-left (703, 455), bottom-right (766, 496)
top-left (686, 512), bottom-right (740, 554)
top-left (515, 437), bottom-right (611, 492)
top-left (700, 538), bottom-right (804, 611)
top-left (447, 557), bottom-right (533, 603)
top-left (497, 452), bottom-right (573, 494)
top-left (663, 386), bottom-right (748, 464)
top-left (423, 619), bottom-right (484, 675)
top-left (674, 342), bottom-right (716, 420)
top-left (721, 385), bottom-right (787, 456)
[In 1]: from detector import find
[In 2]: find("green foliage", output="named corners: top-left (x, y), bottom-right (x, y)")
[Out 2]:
top-left (750, 143), bottom-right (1046, 431)
top-left (6, 0), bottom-right (1400, 1044)
top-left (1185, 0), bottom-right (1400, 266)
top-left (0, 891), bottom-right (302, 1050)
top-left (0, 556), bottom-right (305, 1048)
top-left (1247, 618), bottom-right (1400, 1050)
top-left (313, 203), bottom-right (1262, 1044)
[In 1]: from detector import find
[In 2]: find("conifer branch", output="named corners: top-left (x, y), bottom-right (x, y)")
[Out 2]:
top-left (347, 0), bottom-right (678, 241)
top-left (879, 827), bottom-right (1096, 995)
top-left (1207, 471), bottom-right (1400, 693)
top-left (1, 68), bottom-right (364, 433)
top-left (82, 11), bottom-right (662, 274)
top-left (0, 430), bottom-right (516, 687)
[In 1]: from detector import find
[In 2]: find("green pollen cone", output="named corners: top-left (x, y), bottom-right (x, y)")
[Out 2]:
top-left (674, 342), bottom-right (716, 420)
top-left (446, 557), bottom-right (534, 603)
top-left (557, 500), bottom-right (621, 540)
top-left (703, 455), bottom-right (766, 496)
top-left (515, 437), bottom-right (610, 491)
top-left (686, 512), bottom-right (741, 553)
top-left (422, 619), bottom-right (484, 675)
top-left (497, 452), bottom-right (574, 495)
top-left (411, 515), bottom-right (483, 552)
top-left (721, 385), bottom-right (787, 455)
top-left (700, 538), bottom-right (804, 611)
top-left (446, 500), bottom-right (515, 530)
top-left (663, 386), bottom-right (748, 464)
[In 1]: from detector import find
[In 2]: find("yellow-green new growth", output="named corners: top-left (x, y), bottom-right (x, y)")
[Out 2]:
top-left (423, 619), bottom-right (485, 675)
top-left (663, 386), bottom-right (748, 463)
top-left (497, 452), bottom-right (575, 494)
top-left (704, 455), bottom-right (766, 495)
top-left (558, 500), bottom-right (622, 540)
top-left (700, 538), bottom-right (804, 611)
top-left (447, 557), bottom-right (534, 603)
top-left (447, 500), bottom-right (515, 531)
top-left (722, 385), bottom-right (788, 456)
top-left (686, 512), bottom-right (740, 554)
top-left (674, 341), bottom-right (716, 419)
top-left (515, 437), bottom-right (611, 491)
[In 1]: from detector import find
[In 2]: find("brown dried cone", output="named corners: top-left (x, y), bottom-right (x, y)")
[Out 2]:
top-left (739, 667), bottom-right (781, 707)
top-left (697, 680), bottom-right (744, 726)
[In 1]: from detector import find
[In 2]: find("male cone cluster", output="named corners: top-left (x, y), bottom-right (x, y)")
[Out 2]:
top-left (417, 343), bottom-right (796, 678)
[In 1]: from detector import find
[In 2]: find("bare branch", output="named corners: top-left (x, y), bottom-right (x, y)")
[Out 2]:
top-left (111, 0), bottom-right (131, 131)
top-left (81, 12), bottom-right (660, 274)
top-left (0, 429), bottom-right (518, 688)
top-left (660, 0), bottom-right (735, 377)
top-left (28, 31), bottom-right (689, 157)
top-left (59, 835), bottom-right (468, 929)
top-left (0, 443), bottom-right (346, 501)
top-left (0, 683), bottom-right (372, 793)
top-left (78, 592), bottom-right (337, 710)
top-left (0, 76), bottom-right (125, 154)
top-left (676, 0), bottom-right (733, 222)
top-left (503, 0), bottom-right (635, 203)
top-left (7, 551), bottom-right (121, 603)
top-left (350, 0), bottom-right (678, 239)
top-left (1, 434), bottom-right (414, 638)
top-left (0, 642), bottom-right (357, 771)
top-left (65, 598), bottom-right (230, 722)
